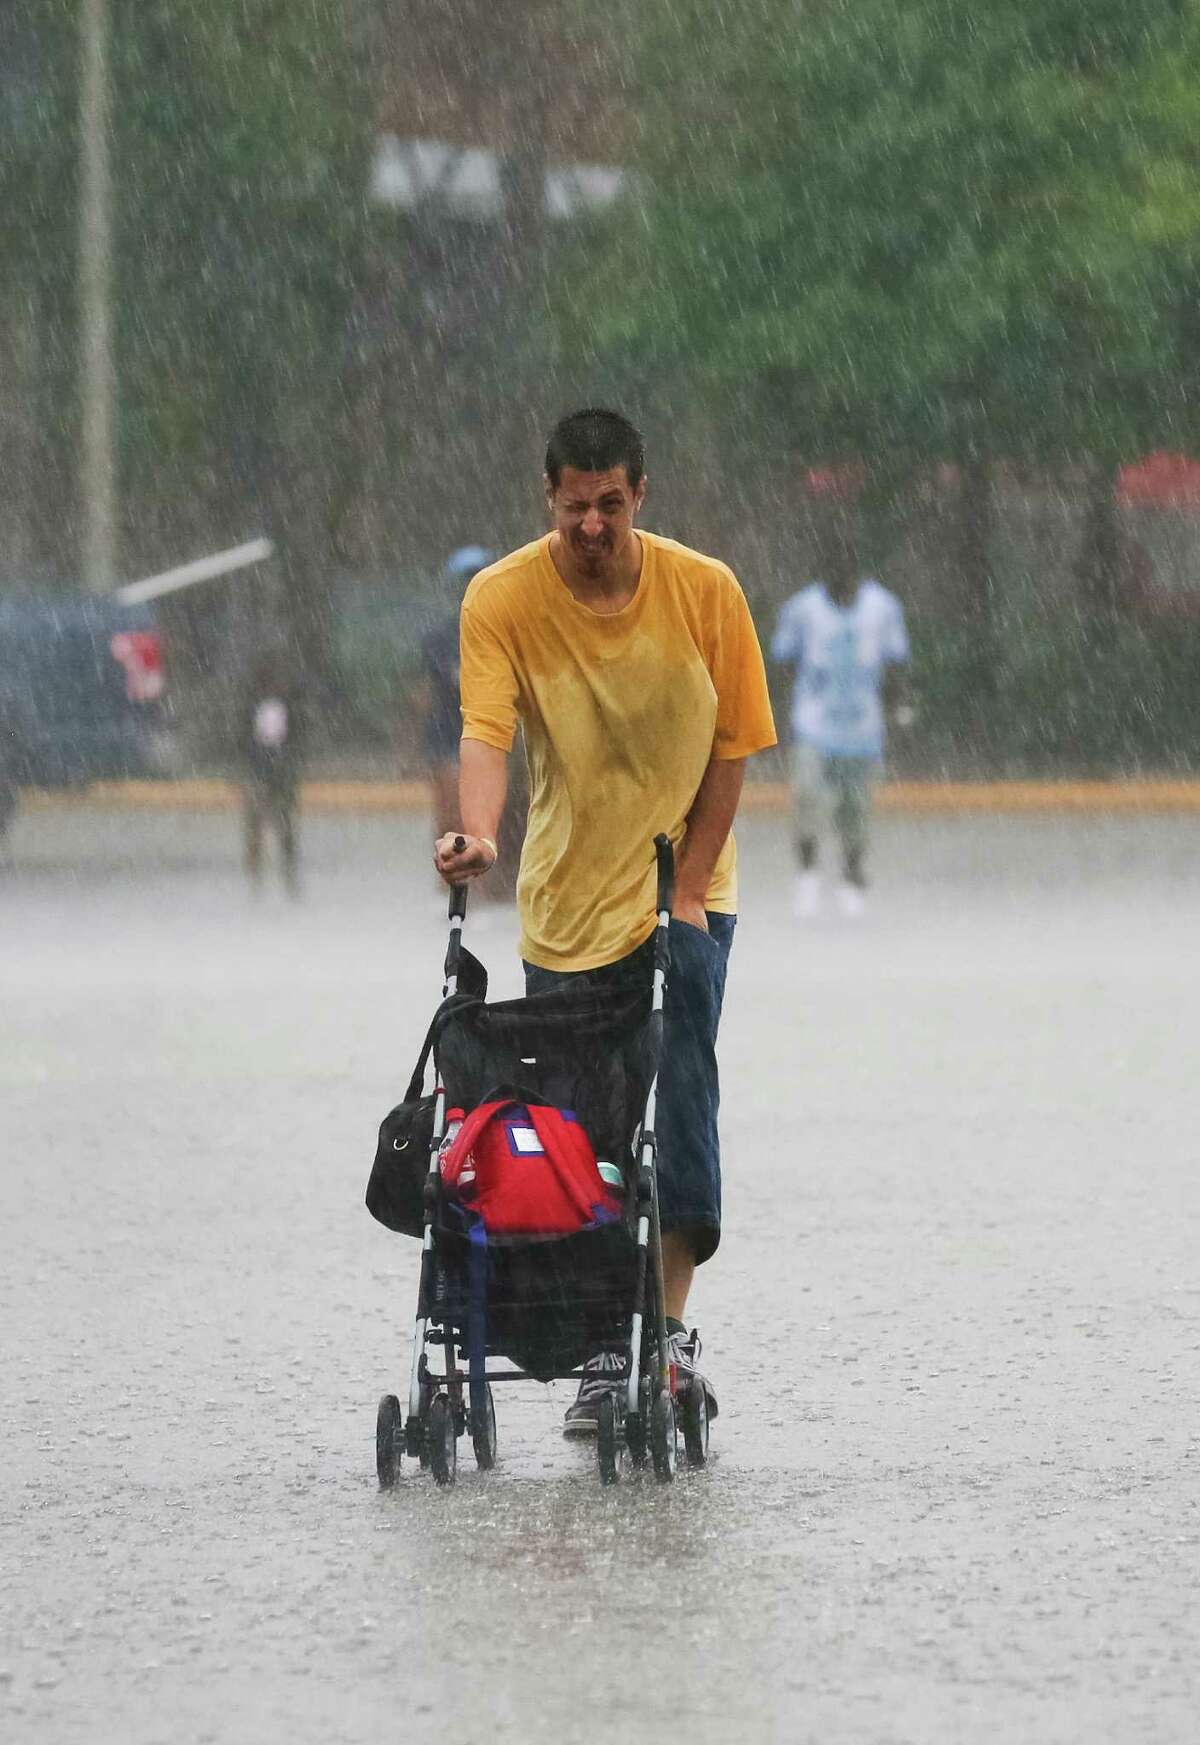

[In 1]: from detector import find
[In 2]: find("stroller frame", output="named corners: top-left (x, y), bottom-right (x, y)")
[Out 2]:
top-left (375, 834), bottom-right (709, 1487)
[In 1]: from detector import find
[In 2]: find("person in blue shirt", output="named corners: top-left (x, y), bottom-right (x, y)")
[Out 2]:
top-left (771, 521), bottom-right (912, 917)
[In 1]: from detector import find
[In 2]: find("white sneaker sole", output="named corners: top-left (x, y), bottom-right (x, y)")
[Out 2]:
top-left (562, 1416), bottom-right (600, 1439)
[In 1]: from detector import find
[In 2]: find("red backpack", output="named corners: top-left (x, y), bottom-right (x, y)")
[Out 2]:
top-left (439, 1099), bottom-right (623, 1237)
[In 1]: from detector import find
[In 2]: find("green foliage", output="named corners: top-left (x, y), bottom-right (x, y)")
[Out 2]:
top-left (6, 1), bottom-right (384, 576)
top-left (571, 0), bottom-right (1200, 466)
top-left (0, 1), bottom-right (76, 281)
top-left (108, 1), bottom-right (380, 478)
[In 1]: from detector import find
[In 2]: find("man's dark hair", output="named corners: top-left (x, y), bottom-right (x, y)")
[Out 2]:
top-left (545, 408), bottom-right (645, 490)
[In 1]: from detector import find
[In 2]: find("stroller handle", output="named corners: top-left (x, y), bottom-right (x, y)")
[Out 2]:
top-left (654, 833), bottom-right (674, 916)
top-left (448, 837), bottom-right (468, 922)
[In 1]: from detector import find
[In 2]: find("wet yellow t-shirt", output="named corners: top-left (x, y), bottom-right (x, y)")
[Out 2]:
top-left (460, 530), bottom-right (776, 971)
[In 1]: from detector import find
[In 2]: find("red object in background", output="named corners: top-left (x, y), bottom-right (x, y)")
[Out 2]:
top-left (109, 632), bottom-right (164, 703)
top-left (803, 461), bottom-right (866, 501)
top-left (1114, 453), bottom-right (1200, 619)
top-left (1116, 452), bottom-right (1200, 509)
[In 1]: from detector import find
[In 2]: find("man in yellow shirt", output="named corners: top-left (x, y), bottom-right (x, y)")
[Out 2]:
top-left (435, 407), bottom-right (776, 1434)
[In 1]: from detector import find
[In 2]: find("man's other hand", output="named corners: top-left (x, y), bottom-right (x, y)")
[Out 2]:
top-left (434, 832), bottom-right (497, 884)
top-left (671, 892), bottom-right (709, 933)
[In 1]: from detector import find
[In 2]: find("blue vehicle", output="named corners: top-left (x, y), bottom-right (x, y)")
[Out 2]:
top-left (0, 592), bottom-right (174, 836)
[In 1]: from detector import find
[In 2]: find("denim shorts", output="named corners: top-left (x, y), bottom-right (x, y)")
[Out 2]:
top-left (524, 912), bottom-right (736, 1264)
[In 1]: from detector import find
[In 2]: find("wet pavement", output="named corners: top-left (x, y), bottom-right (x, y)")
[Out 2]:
top-left (3, 802), bottom-right (1198, 1743)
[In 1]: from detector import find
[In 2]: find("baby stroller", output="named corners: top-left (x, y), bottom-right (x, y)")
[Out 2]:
top-left (366, 834), bottom-right (711, 1487)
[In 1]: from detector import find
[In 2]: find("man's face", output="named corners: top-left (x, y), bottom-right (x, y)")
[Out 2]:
top-left (545, 465), bottom-right (646, 578)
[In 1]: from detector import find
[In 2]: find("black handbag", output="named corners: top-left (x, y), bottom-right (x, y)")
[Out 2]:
top-left (365, 1096), bottom-right (436, 1237)
top-left (365, 951), bottom-right (490, 1238)
top-left (364, 1011), bottom-right (444, 1238)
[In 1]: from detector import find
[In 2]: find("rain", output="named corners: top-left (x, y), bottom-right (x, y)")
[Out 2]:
top-left (3, 4), bottom-right (1199, 1743)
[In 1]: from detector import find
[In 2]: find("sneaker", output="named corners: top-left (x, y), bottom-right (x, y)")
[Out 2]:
top-left (667, 1325), bottom-right (719, 1419)
top-left (562, 1349), bottom-right (625, 1438)
top-left (836, 881), bottom-right (866, 919)
top-left (793, 870), bottom-right (821, 919)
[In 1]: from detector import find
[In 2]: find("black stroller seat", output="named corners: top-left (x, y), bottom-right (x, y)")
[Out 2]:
top-left (430, 957), bottom-right (653, 1380)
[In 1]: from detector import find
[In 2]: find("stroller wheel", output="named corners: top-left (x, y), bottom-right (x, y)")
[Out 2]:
top-left (650, 1390), bottom-right (677, 1483)
top-left (376, 1394), bottom-right (403, 1489)
top-left (597, 1394), bottom-right (620, 1485)
top-left (428, 1393), bottom-right (457, 1487)
top-left (471, 1384), bottom-right (497, 1471)
top-left (407, 1376), bottom-right (432, 1466)
top-left (681, 1380), bottom-right (709, 1468)
top-left (625, 1377), bottom-right (651, 1468)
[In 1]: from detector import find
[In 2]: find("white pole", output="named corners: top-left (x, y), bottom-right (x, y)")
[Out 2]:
top-left (79, 0), bottom-right (117, 591)
top-left (113, 538), bottom-right (275, 606)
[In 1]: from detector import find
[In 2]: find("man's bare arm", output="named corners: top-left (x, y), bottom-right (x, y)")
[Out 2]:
top-left (433, 737), bottom-right (508, 883)
top-left (673, 755), bottom-right (747, 930)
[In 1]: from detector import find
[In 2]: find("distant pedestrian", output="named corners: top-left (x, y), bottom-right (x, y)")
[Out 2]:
top-left (771, 519), bottom-right (912, 918)
top-left (420, 546), bottom-right (526, 902)
top-left (239, 650), bottom-right (305, 897)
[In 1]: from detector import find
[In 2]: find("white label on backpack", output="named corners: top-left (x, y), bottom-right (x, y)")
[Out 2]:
top-left (509, 1125), bottom-right (544, 1155)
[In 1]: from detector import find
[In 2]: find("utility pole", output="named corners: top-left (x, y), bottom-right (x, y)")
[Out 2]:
top-left (79, 0), bottom-right (117, 589)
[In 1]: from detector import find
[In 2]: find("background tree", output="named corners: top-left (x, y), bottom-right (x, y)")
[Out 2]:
top-left (1, 1), bottom-right (78, 582)
top-left (109, 0), bottom-right (386, 701)
top-left (566, 0), bottom-right (1196, 624)
top-left (4, 1), bottom-right (386, 710)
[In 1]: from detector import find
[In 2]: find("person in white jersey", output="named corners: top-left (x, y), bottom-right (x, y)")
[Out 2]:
top-left (771, 520), bottom-right (912, 918)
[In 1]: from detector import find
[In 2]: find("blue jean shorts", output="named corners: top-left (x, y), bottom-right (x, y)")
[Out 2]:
top-left (524, 912), bottom-right (735, 1264)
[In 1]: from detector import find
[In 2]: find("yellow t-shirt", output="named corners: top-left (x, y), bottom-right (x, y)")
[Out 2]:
top-left (460, 530), bottom-right (777, 971)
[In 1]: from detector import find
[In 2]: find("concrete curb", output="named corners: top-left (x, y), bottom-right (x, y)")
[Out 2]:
top-left (19, 778), bottom-right (1200, 814)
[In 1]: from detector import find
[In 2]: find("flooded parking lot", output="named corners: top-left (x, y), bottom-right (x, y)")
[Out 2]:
top-left (3, 803), bottom-right (1198, 1744)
